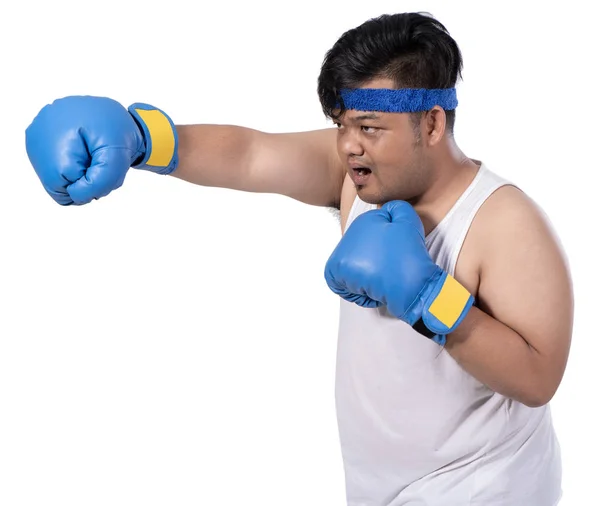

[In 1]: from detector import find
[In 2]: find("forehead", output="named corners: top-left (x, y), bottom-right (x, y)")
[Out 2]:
top-left (339, 110), bottom-right (383, 122)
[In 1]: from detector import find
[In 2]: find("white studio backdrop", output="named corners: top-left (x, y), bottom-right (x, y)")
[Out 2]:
top-left (1, 1), bottom-right (597, 504)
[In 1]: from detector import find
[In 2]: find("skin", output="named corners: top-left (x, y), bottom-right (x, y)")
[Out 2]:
top-left (170, 77), bottom-right (573, 408)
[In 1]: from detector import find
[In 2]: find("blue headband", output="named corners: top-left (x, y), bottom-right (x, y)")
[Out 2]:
top-left (337, 88), bottom-right (457, 113)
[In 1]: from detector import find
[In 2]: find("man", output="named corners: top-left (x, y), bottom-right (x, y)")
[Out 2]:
top-left (25, 12), bottom-right (572, 506)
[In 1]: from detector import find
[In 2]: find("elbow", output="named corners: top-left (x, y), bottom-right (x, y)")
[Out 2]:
top-left (519, 382), bottom-right (559, 408)
top-left (521, 395), bottom-right (552, 409)
top-left (519, 343), bottom-right (569, 408)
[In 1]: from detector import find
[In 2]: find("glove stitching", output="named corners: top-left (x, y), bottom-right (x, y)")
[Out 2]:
top-left (399, 269), bottom-right (441, 323)
top-left (90, 146), bottom-right (141, 166)
top-left (90, 146), bottom-right (137, 156)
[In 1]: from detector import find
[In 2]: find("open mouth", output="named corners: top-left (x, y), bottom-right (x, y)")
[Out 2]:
top-left (351, 167), bottom-right (372, 185)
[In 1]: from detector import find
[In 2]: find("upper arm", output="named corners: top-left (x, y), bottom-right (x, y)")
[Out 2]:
top-left (474, 186), bottom-right (574, 384)
top-left (248, 128), bottom-right (345, 208)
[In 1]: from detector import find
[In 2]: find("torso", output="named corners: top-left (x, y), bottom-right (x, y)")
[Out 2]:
top-left (334, 167), bottom-right (563, 504)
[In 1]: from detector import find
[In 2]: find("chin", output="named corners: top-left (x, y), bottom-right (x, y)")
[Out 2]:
top-left (356, 186), bottom-right (379, 204)
top-left (356, 186), bottom-right (396, 206)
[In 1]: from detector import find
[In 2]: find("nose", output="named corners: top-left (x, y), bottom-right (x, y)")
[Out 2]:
top-left (337, 128), bottom-right (364, 159)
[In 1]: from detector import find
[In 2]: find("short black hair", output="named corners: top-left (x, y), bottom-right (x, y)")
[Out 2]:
top-left (317, 12), bottom-right (463, 133)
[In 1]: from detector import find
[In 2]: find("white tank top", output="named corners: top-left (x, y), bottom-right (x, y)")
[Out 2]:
top-left (335, 163), bottom-right (563, 505)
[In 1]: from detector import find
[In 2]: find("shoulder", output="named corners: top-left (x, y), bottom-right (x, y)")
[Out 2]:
top-left (456, 181), bottom-right (570, 299)
top-left (465, 182), bottom-right (572, 313)
top-left (471, 183), bottom-right (563, 261)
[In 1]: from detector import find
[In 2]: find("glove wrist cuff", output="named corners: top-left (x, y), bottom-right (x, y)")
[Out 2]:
top-left (128, 103), bottom-right (179, 175)
top-left (416, 271), bottom-right (475, 346)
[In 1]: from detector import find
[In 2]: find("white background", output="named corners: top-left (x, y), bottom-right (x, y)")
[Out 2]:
top-left (1, 1), bottom-right (598, 504)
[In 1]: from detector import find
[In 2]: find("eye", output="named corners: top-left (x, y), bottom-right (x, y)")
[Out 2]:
top-left (361, 125), bottom-right (378, 133)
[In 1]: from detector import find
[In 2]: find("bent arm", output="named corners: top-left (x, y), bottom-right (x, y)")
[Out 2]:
top-left (445, 187), bottom-right (574, 407)
top-left (171, 125), bottom-right (344, 208)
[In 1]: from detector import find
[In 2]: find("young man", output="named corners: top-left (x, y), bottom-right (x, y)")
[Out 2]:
top-left (25, 12), bottom-right (572, 506)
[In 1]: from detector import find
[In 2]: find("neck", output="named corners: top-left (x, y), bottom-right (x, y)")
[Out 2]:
top-left (409, 140), bottom-right (480, 236)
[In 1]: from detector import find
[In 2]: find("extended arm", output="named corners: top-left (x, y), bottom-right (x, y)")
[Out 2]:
top-left (172, 125), bottom-right (344, 208)
top-left (25, 96), bottom-right (344, 208)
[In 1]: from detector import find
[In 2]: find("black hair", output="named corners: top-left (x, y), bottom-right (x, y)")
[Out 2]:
top-left (317, 12), bottom-right (463, 133)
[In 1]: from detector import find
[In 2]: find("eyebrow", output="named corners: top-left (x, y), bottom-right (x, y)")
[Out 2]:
top-left (348, 113), bottom-right (381, 122)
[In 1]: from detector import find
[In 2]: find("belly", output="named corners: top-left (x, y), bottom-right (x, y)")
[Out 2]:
top-left (335, 300), bottom-right (510, 497)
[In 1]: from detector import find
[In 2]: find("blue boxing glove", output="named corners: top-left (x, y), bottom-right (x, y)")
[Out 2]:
top-left (324, 200), bottom-right (474, 345)
top-left (25, 96), bottom-right (178, 205)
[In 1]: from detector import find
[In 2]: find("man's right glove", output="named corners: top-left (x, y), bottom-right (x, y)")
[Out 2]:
top-left (25, 95), bottom-right (179, 205)
top-left (324, 200), bottom-right (475, 345)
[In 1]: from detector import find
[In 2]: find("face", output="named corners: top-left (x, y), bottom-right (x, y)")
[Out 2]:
top-left (334, 78), bottom-right (433, 205)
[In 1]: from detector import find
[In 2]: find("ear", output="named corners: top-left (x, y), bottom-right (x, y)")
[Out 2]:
top-left (424, 106), bottom-right (447, 146)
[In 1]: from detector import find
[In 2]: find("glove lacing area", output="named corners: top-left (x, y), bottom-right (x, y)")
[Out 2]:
top-left (398, 268), bottom-right (444, 325)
